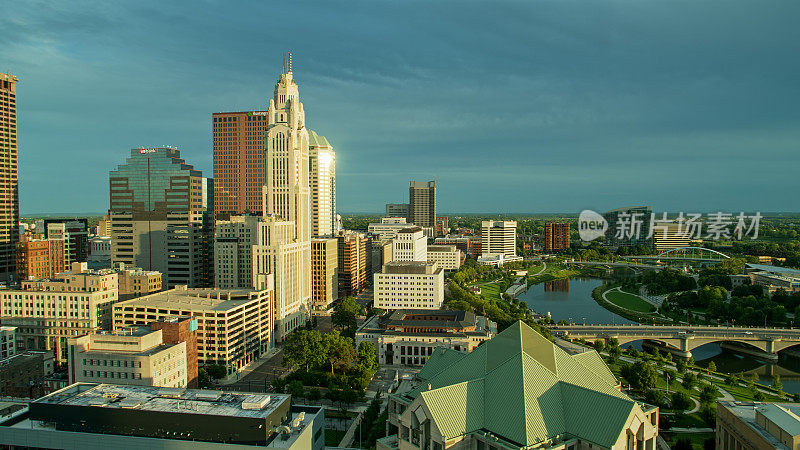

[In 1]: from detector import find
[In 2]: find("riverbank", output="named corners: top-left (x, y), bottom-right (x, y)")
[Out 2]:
top-left (592, 284), bottom-right (673, 324)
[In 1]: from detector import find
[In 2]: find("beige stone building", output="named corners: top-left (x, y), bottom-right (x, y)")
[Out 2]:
top-left (309, 130), bottom-right (336, 237)
top-left (393, 227), bottom-right (427, 262)
top-left (373, 261), bottom-right (444, 310)
top-left (68, 327), bottom-right (187, 387)
top-left (481, 220), bottom-right (518, 259)
top-left (426, 245), bottom-right (461, 271)
top-left (0, 73), bottom-right (19, 283)
top-left (116, 264), bottom-right (162, 300)
top-left (717, 401), bottom-right (800, 449)
top-left (113, 285), bottom-right (273, 374)
top-left (311, 238), bottom-right (338, 310)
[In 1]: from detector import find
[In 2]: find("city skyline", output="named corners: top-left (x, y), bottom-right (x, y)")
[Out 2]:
top-left (4, 1), bottom-right (800, 215)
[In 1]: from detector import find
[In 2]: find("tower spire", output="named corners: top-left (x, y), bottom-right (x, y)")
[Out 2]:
top-left (288, 51), bottom-right (292, 73)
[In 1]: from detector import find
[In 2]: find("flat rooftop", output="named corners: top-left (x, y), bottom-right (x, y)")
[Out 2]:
top-left (721, 401), bottom-right (800, 448)
top-left (35, 384), bottom-right (290, 420)
top-left (117, 287), bottom-right (267, 312)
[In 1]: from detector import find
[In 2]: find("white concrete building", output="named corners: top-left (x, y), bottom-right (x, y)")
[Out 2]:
top-left (0, 326), bottom-right (15, 359)
top-left (68, 327), bottom-right (188, 388)
top-left (373, 261), bottom-right (444, 310)
top-left (477, 252), bottom-right (522, 267)
top-left (368, 217), bottom-right (413, 240)
top-left (392, 227), bottom-right (427, 262)
top-left (88, 236), bottom-right (111, 268)
top-left (426, 244), bottom-right (462, 270)
top-left (309, 130), bottom-right (336, 238)
top-left (214, 215), bottom-right (260, 290)
top-left (481, 220), bottom-right (517, 259)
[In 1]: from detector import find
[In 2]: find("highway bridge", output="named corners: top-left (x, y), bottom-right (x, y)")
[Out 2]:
top-left (564, 260), bottom-right (663, 270)
top-left (550, 324), bottom-right (800, 359)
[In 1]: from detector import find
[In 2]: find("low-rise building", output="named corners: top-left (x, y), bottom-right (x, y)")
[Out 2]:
top-left (380, 321), bottom-right (659, 450)
top-left (0, 350), bottom-right (55, 397)
top-left (476, 252), bottom-right (522, 267)
top-left (116, 264), bottom-right (162, 300)
top-left (435, 236), bottom-right (481, 259)
top-left (0, 383), bottom-right (325, 450)
top-left (113, 284), bottom-right (273, 375)
top-left (0, 325), bottom-right (15, 359)
top-left (356, 309), bottom-right (496, 366)
top-left (373, 261), bottom-right (444, 310)
top-left (68, 326), bottom-right (190, 388)
top-left (426, 244), bottom-right (462, 270)
top-left (311, 237), bottom-right (338, 310)
top-left (717, 401), bottom-right (800, 450)
top-left (369, 217), bottom-right (415, 240)
top-left (744, 263), bottom-right (800, 294)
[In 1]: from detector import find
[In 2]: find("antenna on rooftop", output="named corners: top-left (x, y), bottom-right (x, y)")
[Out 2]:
top-left (288, 51), bottom-right (292, 72)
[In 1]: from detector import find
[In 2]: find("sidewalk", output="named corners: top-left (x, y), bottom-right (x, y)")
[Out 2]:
top-left (218, 347), bottom-right (281, 385)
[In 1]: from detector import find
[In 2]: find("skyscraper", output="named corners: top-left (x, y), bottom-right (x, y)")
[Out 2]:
top-left (212, 111), bottom-right (269, 217)
top-left (259, 61), bottom-right (312, 340)
top-left (544, 222), bottom-right (570, 252)
top-left (308, 130), bottom-right (336, 237)
top-left (409, 181), bottom-right (436, 228)
top-left (0, 73), bottom-right (19, 282)
top-left (109, 147), bottom-right (213, 288)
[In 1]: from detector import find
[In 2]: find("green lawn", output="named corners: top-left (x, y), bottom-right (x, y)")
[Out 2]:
top-left (605, 289), bottom-right (656, 313)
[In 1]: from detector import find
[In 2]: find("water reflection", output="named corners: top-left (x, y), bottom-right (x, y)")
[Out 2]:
top-left (693, 343), bottom-right (800, 395)
top-left (520, 277), bottom-right (633, 325)
top-left (544, 278), bottom-right (570, 292)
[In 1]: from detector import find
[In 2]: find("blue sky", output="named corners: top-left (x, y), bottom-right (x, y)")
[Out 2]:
top-left (4, 0), bottom-right (799, 215)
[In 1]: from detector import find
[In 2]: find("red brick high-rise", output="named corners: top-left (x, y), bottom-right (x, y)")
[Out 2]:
top-left (544, 222), bottom-right (570, 252)
top-left (212, 111), bottom-right (269, 217)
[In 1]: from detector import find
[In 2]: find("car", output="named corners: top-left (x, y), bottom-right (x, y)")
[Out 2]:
top-left (744, 331), bottom-right (753, 335)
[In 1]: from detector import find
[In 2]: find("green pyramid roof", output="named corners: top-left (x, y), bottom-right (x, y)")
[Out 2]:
top-left (307, 129), bottom-right (331, 148)
top-left (404, 321), bottom-right (638, 448)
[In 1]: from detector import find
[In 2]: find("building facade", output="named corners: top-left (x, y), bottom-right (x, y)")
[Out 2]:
top-left (214, 215), bottom-right (261, 290)
top-left (16, 237), bottom-right (66, 280)
top-left (308, 130), bottom-right (336, 237)
top-left (113, 285), bottom-right (273, 374)
top-left (44, 219), bottom-right (89, 265)
top-left (67, 327), bottom-right (188, 388)
top-left (87, 236), bottom-right (112, 269)
top-left (356, 309), bottom-right (496, 366)
top-left (392, 227), bottom-right (427, 262)
top-left (717, 401), bottom-right (800, 449)
top-left (212, 111), bottom-right (270, 217)
top-left (337, 231), bottom-right (371, 298)
top-left (481, 220), bottom-right (517, 258)
top-left (0, 325), bottom-right (15, 359)
top-left (434, 216), bottom-right (449, 237)
top-left (426, 244), bottom-right (462, 270)
top-left (544, 222), bottom-right (571, 252)
top-left (373, 261), bottom-right (444, 310)
top-left (408, 181), bottom-right (436, 228)
top-left (0, 73), bottom-right (19, 283)
top-left (311, 238), bottom-right (338, 310)
top-left (109, 147), bottom-right (214, 289)
top-left (652, 222), bottom-right (691, 252)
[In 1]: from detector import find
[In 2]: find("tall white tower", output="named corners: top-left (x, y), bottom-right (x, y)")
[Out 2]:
top-left (260, 55), bottom-right (312, 341)
top-left (309, 130), bottom-right (336, 237)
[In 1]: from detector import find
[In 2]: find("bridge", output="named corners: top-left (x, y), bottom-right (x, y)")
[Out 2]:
top-left (564, 261), bottom-right (663, 270)
top-left (550, 324), bottom-right (800, 359)
top-left (625, 246), bottom-right (731, 263)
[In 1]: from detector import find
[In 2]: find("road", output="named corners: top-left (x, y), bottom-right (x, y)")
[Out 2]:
top-left (224, 315), bottom-right (334, 392)
top-left (354, 287), bottom-right (374, 309)
top-left (551, 324), bottom-right (800, 340)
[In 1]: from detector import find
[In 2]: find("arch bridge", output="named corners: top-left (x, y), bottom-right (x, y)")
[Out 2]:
top-left (551, 324), bottom-right (800, 359)
top-left (625, 246), bottom-right (731, 263)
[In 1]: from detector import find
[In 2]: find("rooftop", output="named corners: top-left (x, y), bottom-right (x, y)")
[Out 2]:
top-left (747, 263), bottom-right (800, 278)
top-left (382, 261), bottom-right (440, 275)
top-left (116, 287), bottom-right (268, 312)
top-left (721, 401), bottom-right (800, 449)
top-left (34, 383), bottom-right (290, 420)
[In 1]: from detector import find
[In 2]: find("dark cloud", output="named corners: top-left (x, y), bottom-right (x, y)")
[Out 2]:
top-left (4, 0), bottom-right (799, 214)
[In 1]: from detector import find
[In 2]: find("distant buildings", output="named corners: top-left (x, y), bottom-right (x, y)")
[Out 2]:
top-left (0, 73), bottom-right (19, 283)
top-left (212, 111), bottom-right (269, 217)
top-left (385, 203), bottom-right (410, 218)
top-left (717, 401), bottom-right (800, 449)
top-left (0, 383), bottom-right (325, 450)
top-left (380, 321), bottom-right (659, 450)
top-left (435, 236), bottom-right (481, 259)
top-left (113, 285), bottom-right (272, 375)
top-left (603, 206), bottom-right (653, 248)
top-left (373, 261), bottom-right (444, 310)
top-left (480, 220), bottom-right (521, 265)
top-left (368, 217), bottom-right (415, 240)
top-left (109, 147), bottom-right (214, 289)
top-left (744, 263), bottom-right (800, 294)
top-left (337, 231), bottom-right (371, 298)
top-left (0, 350), bottom-right (54, 398)
top-left (652, 222), bottom-right (691, 252)
top-left (308, 130), bottom-right (336, 237)
top-left (426, 244), bottom-right (462, 270)
top-left (409, 181), bottom-right (436, 228)
top-left (434, 216), bottom-right (449, 237)
top-left (43, 219), bottom-right (89, 265)
top-left (544, 222), bottom-right (570, 252)
top-left (311, 237), bottom-right (338, 310)
top-left (356, 309), bottom-right (496, 366)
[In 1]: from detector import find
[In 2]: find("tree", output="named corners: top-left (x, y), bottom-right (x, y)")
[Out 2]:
top-left (681, 372), bottom-right (697, 390)
top-left (197, 368), bottom-right (212, 388)
top-left (308, 388), bottom-right (322, 403)
top-left (622, 361), bottom-right (658, 391)
top-left (707, 361), bottom-right (717, 373)
top-left (357, 341), bottom-right (379, 376)
top-left (322, 331), bottom-right (358, 375)
top-left (699, 384), bottom-right (717, 404)
top-left (333, 296), bottom-right (361, 330)
top-left (283, 329), bottom-right (323, 372)
top-left (773, 375), bottom-right (783, 392)
top-left (673, 438), bottom-right (692, 450)
top-left (205, 364), bottom-right (227, 380)
top-left (287, 379), bottom-right (305, 399)
top-left (676, 359), bottom-right (687, 374)
top-left (671, 391), bottom-right (692, 411)
top-left (593, 340), bottom-right (605, 353)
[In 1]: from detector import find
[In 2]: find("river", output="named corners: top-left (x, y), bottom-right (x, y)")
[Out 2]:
top-left (520, 277), bottom-right (800, 395)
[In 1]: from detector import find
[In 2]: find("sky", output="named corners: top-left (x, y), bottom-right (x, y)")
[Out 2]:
top-left (3, 0), bottom-right (800, 215)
